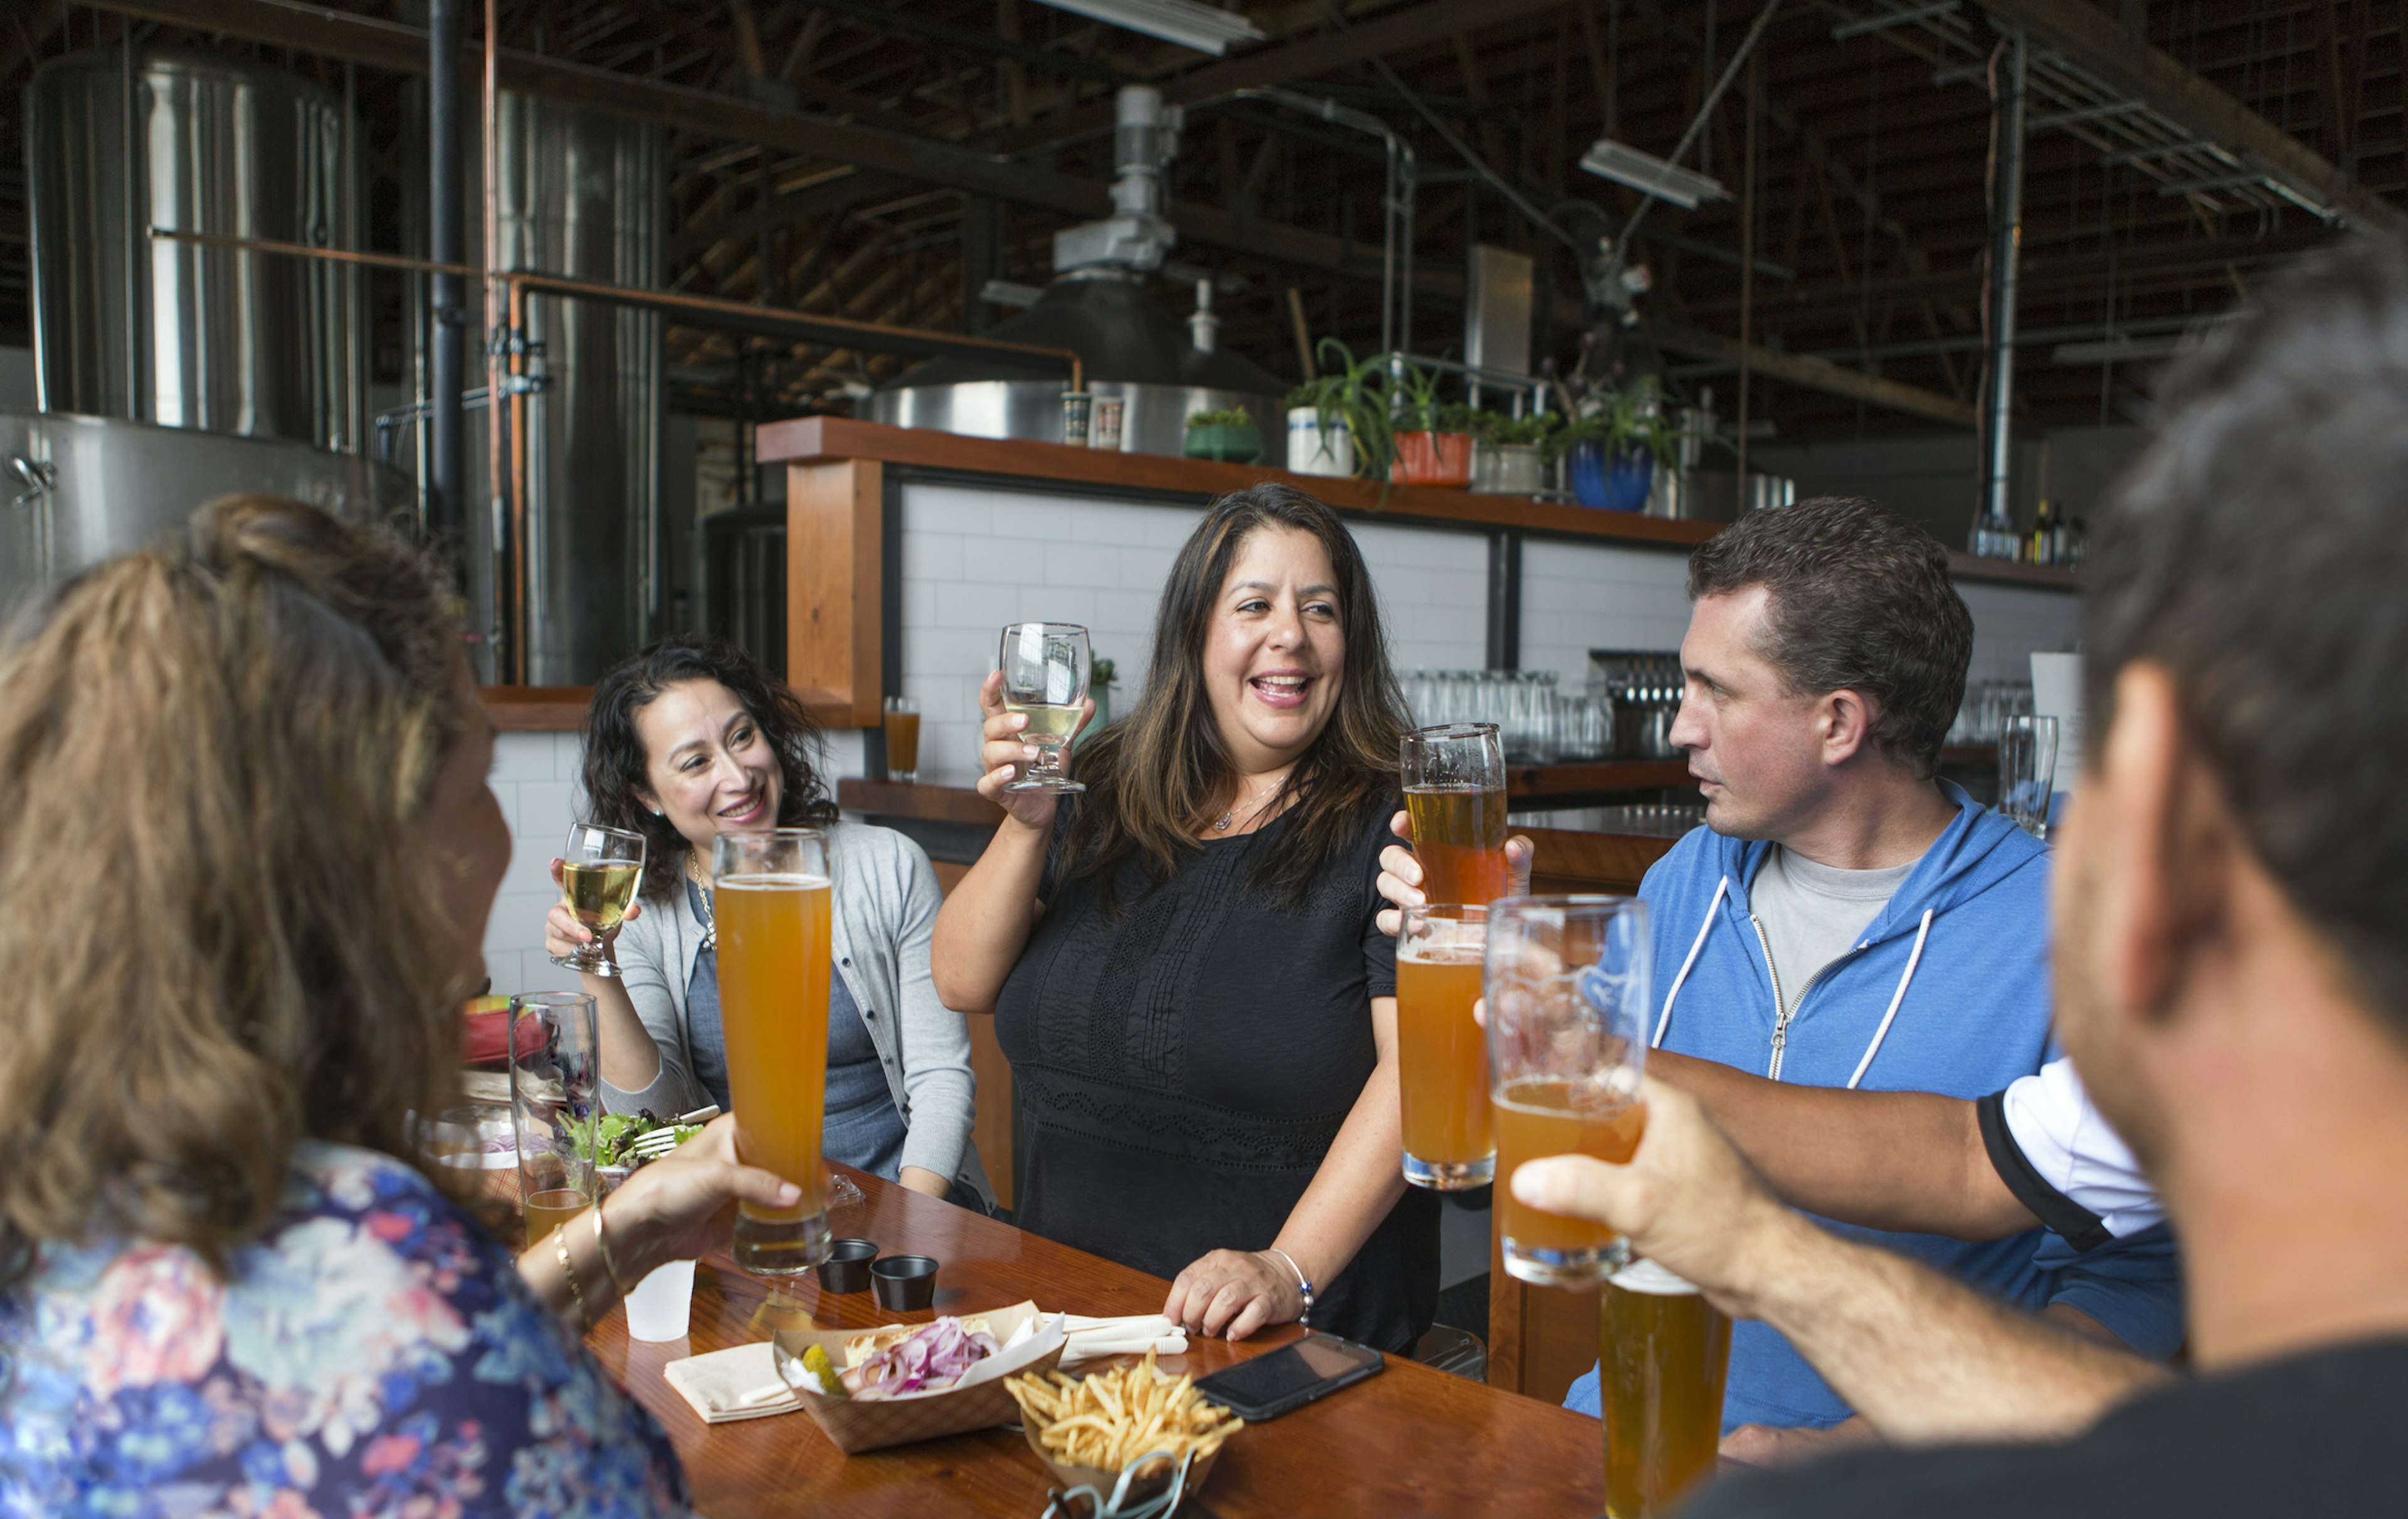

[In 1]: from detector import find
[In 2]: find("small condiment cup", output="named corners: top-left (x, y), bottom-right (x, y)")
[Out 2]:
top-left (870, 1254), bottom-right (939, 1311)
top-left (816, 1238), bottom-right (879, 1293)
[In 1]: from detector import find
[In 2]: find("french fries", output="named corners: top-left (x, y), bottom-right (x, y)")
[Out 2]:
top-left (1005, 1349), bottom-right (1244, 1476)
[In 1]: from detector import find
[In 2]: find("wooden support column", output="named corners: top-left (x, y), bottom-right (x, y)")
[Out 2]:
top-left (786, 457), bottom-right (884, 727)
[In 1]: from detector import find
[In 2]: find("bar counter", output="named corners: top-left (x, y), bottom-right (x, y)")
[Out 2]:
top-left (584, 1164), bottom-right (1609, 1516)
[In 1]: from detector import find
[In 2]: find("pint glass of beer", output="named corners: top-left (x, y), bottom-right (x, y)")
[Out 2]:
top-left (1602, 1259), bottom-right (1733, 1519)
top-left (1487, 895), bottom-right (1651, 1285)
top-left (710, 828), bottom-right (835, 1274)
top-left (1397, 904), bottom-right (1493, 1190)
top-left (508, 992), bottom-right (599, 1248)
top-left (1402, 723), bottom-right (1508, 907)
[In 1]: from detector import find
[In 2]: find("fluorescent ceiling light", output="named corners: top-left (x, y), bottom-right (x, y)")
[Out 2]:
top-left (1030, 0), bottom-right (1264, 55)
top-left (1580, 139), bottom-right (1729, 210)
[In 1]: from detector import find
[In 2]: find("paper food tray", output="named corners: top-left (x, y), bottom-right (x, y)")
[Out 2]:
top-left (771, 1301), bottom-right (1065, 1455)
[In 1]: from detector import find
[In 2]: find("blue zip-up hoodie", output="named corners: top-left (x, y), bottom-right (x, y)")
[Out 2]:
top-left (1564, 782), bottom-right (2186, 1431)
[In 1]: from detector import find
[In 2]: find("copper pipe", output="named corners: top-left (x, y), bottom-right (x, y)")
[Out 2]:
top-left (145, 228), bottom-right (475, 276)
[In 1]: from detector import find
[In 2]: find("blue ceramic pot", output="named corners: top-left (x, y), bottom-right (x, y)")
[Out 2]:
top-left (1567, 442), bottom-right (1654, 512)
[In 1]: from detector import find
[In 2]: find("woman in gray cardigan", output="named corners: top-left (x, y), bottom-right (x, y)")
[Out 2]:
top-left (546, 636), bottom-right (990, 1209)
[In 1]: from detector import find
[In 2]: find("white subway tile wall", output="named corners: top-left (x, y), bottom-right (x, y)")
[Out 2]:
top-left (894, 484), bottom-right (1497, 777)
top-left (1518, 539), bottom-right (1696, 689)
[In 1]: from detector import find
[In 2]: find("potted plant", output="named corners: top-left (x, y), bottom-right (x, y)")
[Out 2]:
top-left (1385, 360), bottom-right (1476, 487)
top-left (1183, 407), bottom-right (1261, 464)
top-left (1285, 339), bottom-right (1389, 479)
top-left (1553, 377), bottom-right (1680, 512)
top-left (1469, 411), bottom-right (1556, 496)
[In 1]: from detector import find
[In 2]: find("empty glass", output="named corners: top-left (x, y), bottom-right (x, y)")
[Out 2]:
top-left (1999, 715), bottom-right (2059, 840)
top-left (510, 992), bottom-right (600, 1248)
top-left (999, 623), bottom-right (1092, 793)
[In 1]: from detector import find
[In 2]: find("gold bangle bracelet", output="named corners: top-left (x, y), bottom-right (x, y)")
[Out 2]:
top-left (592, 1204), bottom-right (631, 1298)
top-left (554, 1224), bottom-right (589, 1329)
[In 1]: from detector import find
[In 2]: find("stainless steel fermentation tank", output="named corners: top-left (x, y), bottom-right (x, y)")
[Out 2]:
top-left (403, 88), bottom-right (666, 685)
top-left (26, 47), bottom-right (362, 449)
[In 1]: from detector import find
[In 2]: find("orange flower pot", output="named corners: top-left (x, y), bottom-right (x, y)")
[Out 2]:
top-left (1389, 430), bottom-right (1475, 487)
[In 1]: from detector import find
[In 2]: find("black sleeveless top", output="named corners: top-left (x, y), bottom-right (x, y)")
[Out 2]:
top-left (993, 798), bottom-right (1441, 1353)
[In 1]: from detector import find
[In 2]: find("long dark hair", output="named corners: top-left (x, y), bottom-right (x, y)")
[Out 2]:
top-left (1066, 483), bottom-right (1408, 910)
top-left (583, 634), bottom-right (840, 901)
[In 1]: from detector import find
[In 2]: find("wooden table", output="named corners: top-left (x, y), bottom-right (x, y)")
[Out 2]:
top-left (586, 1166), bottom-right (1607, 1516)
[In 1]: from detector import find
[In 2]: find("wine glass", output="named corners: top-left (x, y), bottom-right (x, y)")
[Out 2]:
top-left (998, 622), bottom-right (1092, 794)
top-left (552, 823), bottom-right (647, 977)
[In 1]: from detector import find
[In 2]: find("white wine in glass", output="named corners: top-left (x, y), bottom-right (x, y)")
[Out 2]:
top-left (999, 622), bottom-right (1091, 794)
top-left (552, 823), bottom-right (648, 977)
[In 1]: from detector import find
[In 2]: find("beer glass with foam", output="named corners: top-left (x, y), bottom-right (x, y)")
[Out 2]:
top-left (1602, 1259), bottom-right (1733, 1518)
top-left (1402, 722), bottom-right (1508, 907)
top-left (711, 828), bottom-right (835, 1273)
top-left (1486, 895), bottom-right (1651, 1284)
top-left (999, 622), bottom-right (1091, 793)
top-left (1397, 903), bottom-right (1494, 1190)
top-left (509, 991), bottom-right (600, 1248)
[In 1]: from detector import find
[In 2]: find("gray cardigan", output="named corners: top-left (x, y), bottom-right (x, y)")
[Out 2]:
top-left (600, 819), bottom-right (992, 1206)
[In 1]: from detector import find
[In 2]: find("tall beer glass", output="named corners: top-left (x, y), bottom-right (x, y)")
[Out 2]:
top-left (1397, 904), bottom-right (1493, 1190)
top-left (509, 992), bottom-right (599, 1247)
top-left (1602, 1259), bottom-right (1733, 1519)
top-left (1402, 723), bottom-right (1508, 907)
top-left (711, 828), bottom-right (835, 1273)
top-left (1487, 895), bottom-right (1651, 1284)
top-left (999, 622), bottom-right (1091, 793)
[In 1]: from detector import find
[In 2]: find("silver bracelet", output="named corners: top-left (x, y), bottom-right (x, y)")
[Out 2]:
top-left (1262, 1247), bottom-right (1316, 1327)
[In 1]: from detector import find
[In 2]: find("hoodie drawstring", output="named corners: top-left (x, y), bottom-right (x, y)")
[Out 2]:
top-left (1653, 876), bottom-right (1728, 1049)
top-left (1844, 907), bottom-right (1933, 1090)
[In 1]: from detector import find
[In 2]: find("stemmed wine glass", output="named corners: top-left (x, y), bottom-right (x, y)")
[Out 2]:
top-left (998, 622), bottom-right (1092, 794)
top-left (552, 823), bottom-right (647, 976)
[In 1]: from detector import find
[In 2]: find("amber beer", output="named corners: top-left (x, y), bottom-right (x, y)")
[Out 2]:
top-left (522, 1188), bottom-right (591, 1248)
top-left (1397, 905), bottom-right (1492, 1189)
top-left (882, 696), bottom-right (921, 782)
top-left (1402, 723), bottom-right (1508, 907)
top-left (712, 829), bottom-right (835, 1274)
top-left (1602, 1259), bottom-right (1733, 1519)
top-left (1493, 1077), bottom-right (1647, 1280)
top-left (1405, 784), bottom-right (1509, 907)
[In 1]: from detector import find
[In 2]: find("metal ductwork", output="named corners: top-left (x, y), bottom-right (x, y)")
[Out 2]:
top-left (875, 85), bottom-right (1286, 461)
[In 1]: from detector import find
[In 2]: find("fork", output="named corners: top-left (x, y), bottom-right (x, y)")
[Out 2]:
top-left (630, 1105), bottom-right (721, 1160)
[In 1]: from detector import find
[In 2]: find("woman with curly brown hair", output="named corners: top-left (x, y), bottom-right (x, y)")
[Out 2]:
top-left (546, 636), bottom-right (989, 1207)
top-left (0, 497), bottom-right (796, 1515)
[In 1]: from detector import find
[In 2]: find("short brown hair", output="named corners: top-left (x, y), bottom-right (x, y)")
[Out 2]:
top-left (1687, 496), bottom-right (1972, 776)
top-left (0, 496), bottom-right (474, 1279)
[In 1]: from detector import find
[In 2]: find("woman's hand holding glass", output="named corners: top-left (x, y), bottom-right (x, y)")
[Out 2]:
top-left (589, 1115), bottom-right (803, 1284)
top-left (973, 669), bottom-right (1094, 830)
top-left (1373, 811), bottom-right (1536, 937)
top-left (1163, 1246), bottom-right (1307, 1341)
top-left (543, 857), bottom-right (644, 968)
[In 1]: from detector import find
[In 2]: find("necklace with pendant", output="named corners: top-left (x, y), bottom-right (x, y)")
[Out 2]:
top-left (1213, 772), bottom-right (1288, 833)
top-left (686, 850), bottom-right (717, 953)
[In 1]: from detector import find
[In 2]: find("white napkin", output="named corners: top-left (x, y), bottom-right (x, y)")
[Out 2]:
top-left (1057, 1313), bottom-right (1189, 1367)
top-left (663, 1342), bottom-right (803, 1424)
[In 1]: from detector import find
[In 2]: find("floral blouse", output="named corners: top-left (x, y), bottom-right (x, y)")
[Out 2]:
top-left (0, 1140), bottom-right (689, 1518)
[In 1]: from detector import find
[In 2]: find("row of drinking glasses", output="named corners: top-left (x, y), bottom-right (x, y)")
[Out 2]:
top-left (1402, 669), bottom-right (1613, 764)
top-left (1949, 680), bottom-right (2037, 745)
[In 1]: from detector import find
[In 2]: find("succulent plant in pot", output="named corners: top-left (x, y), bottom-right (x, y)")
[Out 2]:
top-left (1469, 410), bottom-right (1559, 495)
top-left (1553, 377), bottom-right (1681, 512)
top-left (1284, 339), bottom-right (1391, 480)
top-left (1183, 406), bottom-right (1262, 463)
top-left (1385, 360), bottom-right (1475, 488)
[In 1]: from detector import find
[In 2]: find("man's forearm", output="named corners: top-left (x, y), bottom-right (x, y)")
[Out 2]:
top-left (1651, 1049), bottom-right (2039, 1241)
top-left (1730, 1211), bottom-right (2172, 1444)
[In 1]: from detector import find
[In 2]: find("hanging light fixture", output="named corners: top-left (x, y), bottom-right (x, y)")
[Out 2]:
top-left (1579, 139), bottom-right (1729, 210)
top-left (1029, 0), bottom-right (1264, 55)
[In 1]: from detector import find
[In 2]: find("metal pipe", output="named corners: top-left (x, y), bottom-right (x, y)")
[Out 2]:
top-left (1980, 33), bottom-right (2028, 540)
top-left (344, 59), bottom-right (366, 456)
top-left (120, 29), bottom-right (140, 421)
top-left (484, 0), bottom-right (514, 681)
top-left (429, 0), bottom-right (466, 567)
top-left (1611, 0), bottom-right (1783, 266)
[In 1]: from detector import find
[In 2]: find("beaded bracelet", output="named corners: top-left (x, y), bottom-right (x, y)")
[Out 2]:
top-left (1263, 1246), bottom-right (1316, 1327)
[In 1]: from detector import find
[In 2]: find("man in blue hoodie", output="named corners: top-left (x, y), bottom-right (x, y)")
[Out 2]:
top-left (1555, 498), bottom-right (2184, 1451)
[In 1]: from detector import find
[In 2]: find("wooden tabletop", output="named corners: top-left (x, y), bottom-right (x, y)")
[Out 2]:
top-left (585, 1165), bottom-right (1607, 1517)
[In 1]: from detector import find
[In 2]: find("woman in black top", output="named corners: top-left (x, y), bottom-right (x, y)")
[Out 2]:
top-left (932, 484), bottom-right (1439, 1354)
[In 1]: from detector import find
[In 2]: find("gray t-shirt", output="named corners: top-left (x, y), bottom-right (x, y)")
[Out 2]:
top-left (1748, 846), bottom-right (1918, 1017)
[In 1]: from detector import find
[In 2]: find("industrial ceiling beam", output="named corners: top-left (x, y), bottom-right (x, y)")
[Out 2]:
top-left (1974, 0), bottom-right (2408, 236)
top-left (1649, 318), bottom-right (1982, 428)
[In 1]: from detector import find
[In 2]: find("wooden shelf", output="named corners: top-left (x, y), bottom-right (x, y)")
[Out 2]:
top-left (1508, 758), bottom-right (1696, 797)
top-left (482, 685), bottom-right (589, 732)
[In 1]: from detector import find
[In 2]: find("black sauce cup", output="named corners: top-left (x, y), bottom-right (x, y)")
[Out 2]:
top-left (816, 1238), bottom-right (879, 1293)
top-left (870, 1254), bottom-right (939, 1311)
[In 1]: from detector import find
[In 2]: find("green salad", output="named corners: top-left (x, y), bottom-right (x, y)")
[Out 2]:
top-left (578, 1111), bottom-right (702, 1169)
